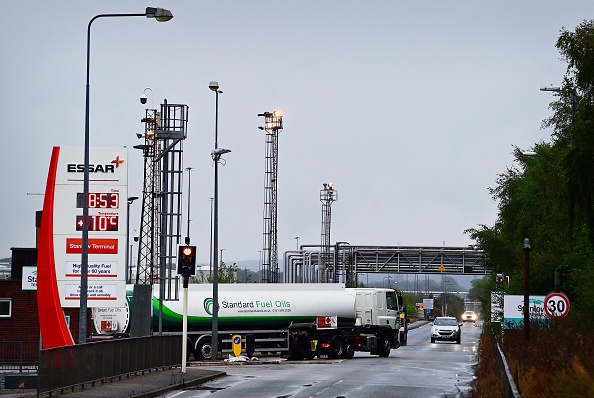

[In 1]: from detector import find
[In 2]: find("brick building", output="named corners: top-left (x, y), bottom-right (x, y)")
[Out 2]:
top-left (0, 247), bottom-right (91, 348)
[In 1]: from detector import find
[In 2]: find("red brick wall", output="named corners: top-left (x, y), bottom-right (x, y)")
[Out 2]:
top-left (0, 280), bottom-right (92, 345)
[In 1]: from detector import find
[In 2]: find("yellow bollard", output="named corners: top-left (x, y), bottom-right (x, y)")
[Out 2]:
top-left (232, 335), bottom-right (242, 357)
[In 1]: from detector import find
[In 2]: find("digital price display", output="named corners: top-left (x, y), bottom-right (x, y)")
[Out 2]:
top-left (76, 215), bottom-right (119, 232)
top-left (76, 193), bottom-right (120, 209)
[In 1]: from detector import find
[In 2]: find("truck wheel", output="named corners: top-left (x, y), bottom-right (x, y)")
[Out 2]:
top-left (344, 342), bottom-right (355, 359)
top-left (329, 338), bottom-right (345, 359)
top-left (195, 337), bottom-right (213, 361)
top-left (378, 334), bottom-right (391, 357)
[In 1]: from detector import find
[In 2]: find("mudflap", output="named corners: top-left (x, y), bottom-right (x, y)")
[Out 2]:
top-left (289, 333), bottom-right (315, 360)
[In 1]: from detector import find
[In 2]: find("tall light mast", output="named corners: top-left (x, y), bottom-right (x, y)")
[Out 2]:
top-left (258, 111), bottom-right (283, 283)
top-left (320, 182), bottom-right (337, 282)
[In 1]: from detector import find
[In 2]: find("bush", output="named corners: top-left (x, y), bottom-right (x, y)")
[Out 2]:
top-left (501, 320), bottom-right (594, 397)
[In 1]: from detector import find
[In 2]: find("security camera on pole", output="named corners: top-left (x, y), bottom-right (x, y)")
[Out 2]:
top-left (177, 243), bottom-right (196, 373)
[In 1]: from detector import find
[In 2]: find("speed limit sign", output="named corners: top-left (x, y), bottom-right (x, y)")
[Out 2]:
top-left (544, 292), bottom-right (570, 319)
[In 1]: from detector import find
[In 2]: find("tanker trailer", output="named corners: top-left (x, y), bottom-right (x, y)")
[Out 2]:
top-left (96, 283), bottom-right (406, 360)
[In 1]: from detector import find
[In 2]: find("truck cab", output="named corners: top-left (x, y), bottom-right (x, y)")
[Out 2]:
top-left (352, 288), bottom-right (401, 331)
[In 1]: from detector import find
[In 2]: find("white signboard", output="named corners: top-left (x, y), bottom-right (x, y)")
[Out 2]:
top-left (22, 266), bottom-right (37, 290)
top-left (92, 293), bottom-right (131, 334)
top-left (503, 294), bottom-right (546, 329)
top-left (52, 147), bottom-right (128, 307)
top-left (422, 298), bottom-right (434, 310)
top-left (62, 282), bottom-right (119, 301)
top-left (65, 261), bottom-right (118, 277)
top-left (491, 291), bottom-right (503, 322)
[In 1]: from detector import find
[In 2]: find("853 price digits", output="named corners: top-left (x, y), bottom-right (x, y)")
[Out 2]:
top-left (76, 193), bottom-right (119, 209)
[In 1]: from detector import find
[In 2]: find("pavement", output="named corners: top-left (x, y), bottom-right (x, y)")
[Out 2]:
top-left (0, 367), bottom-right (226, 398)
top-left (0, 319), bottom-right (431, 398)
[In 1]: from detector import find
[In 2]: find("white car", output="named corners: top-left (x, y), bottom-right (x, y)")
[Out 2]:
top-left (431, 317), bottom-right (461, 344)
top-left (462, 310), bottom-right (477, 323)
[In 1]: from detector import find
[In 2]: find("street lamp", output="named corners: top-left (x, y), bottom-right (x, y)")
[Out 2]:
top-left (80, 6), bottom-right (173, 344)
top-left (209, 81), bottom-right (223, 148)
top-left (540, 85), bottom-right (578, 117)
top-left (126, 196), bottom-right (139, 284)
top-left (383, 275), bottom-right (393, 288)
top-left (523, 238), bottom-right (531, 342)
top-left (209, 81), bottom-right (229, 361)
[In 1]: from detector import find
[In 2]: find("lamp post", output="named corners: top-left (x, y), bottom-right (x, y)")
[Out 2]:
top-left (129, 229), bottom-right (138, 283)
top-left (126, 196), bottom-right (139, 284)
top-left (209, 80), bottom-right (229, 361)
top-left (383, 275), bottom-right (393, 288)
top-left (80, 7), bottom-right (173, 344)
top-left (444, 283), bottom-right (455, 317)
top-left (185, 167), bottom-right (192, 244)
top-left (523, 238), bottom-right (531, 342)
top-left (208, 197), bottom-right (214, 277)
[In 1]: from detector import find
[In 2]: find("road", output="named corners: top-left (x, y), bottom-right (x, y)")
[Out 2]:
top-left (162, 321), bottom-right (481, 398)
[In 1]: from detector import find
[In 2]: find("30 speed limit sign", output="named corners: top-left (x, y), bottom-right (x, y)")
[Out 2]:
top-left (544, 292), bottom-right (570, 319)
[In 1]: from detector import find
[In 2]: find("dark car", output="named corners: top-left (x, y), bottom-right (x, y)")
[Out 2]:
top-left (430, 316), bottom-right (461, 344)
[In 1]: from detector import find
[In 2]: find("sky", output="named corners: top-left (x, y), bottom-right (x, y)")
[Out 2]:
top-left (2, 1), bottom-right (593, 269)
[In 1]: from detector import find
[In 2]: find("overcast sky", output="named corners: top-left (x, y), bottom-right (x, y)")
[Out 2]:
top-left (2, 1), bottom-right (592, 268)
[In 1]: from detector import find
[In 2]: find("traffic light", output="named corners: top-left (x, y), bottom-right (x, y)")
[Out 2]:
top-left (177, 245), bottom-right (197, 277)
top-left (496, 273), bottom-right (505, 286)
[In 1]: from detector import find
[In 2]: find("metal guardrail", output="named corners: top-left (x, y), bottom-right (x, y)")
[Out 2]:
top-left (37, 335), bottom-right (182, 395)
top-left (0, 340), bottom-right (39, 371)
top-left (492, 336), bottom-right (521, 398)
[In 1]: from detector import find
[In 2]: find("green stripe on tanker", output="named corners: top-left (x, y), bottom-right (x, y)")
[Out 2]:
top-left (152, 283), bottom-right (358, 332)
top-left (154, 297), bottom-right (329, 331)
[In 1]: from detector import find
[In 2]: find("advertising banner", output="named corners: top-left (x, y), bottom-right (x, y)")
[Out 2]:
top-left (22, 266), bottom-right (37, 290)
top-left (503, 294), bottom-right (546, 329)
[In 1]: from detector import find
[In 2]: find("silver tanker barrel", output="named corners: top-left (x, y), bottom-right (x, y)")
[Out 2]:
top-left (153, 283), bottom-right (357, 332)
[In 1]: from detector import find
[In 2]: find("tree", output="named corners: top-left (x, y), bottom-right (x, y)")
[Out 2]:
top-left (193, 261), bottom-right (239, 284)
top-left (467, 20), bottom-right (594, 323)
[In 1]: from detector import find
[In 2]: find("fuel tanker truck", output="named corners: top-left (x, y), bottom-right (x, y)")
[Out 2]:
top-left (93, 283), bottom-right (408, 360)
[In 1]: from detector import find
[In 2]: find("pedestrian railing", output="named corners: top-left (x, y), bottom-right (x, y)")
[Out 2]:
top-left (37, 335), bottom-right (182, 396)
top-left (0, 340), bottom-right (39, 371)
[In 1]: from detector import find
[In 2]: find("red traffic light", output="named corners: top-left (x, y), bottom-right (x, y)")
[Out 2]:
top-left (496, 273), bottom-right (506, 285)
top-left (182, 246), bottom-right (194, 265)
top-left (177, 245), bottom-right (197, 275)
